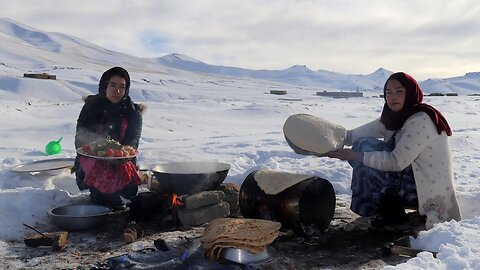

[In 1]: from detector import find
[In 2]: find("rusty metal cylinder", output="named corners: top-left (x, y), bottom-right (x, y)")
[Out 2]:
top-left (239, 170), bottom-right (336, 236)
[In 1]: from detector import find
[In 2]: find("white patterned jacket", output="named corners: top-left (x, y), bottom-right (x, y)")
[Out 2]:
top-left (345, 111), bottom-right (461, 229)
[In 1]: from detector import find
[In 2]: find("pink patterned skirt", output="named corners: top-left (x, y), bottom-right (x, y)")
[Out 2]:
top-left (79, 157), bottom-right (141, 194)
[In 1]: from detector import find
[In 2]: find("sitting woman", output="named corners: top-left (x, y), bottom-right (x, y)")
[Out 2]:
top-left (73, 67), bottom-right (146, 208)
top-left (327, 72), bottom-right (461, 229)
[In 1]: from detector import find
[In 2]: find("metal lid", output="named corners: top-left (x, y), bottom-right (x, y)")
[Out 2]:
top-left (10, 158), bottom-right (75, 173)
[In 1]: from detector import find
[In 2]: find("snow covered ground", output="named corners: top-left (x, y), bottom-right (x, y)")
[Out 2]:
top-left (1, 18), bottom-right (480, 269)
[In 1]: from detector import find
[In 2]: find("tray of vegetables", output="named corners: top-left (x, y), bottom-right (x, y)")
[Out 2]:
top-left (77, 139), bottom-right (136, 160)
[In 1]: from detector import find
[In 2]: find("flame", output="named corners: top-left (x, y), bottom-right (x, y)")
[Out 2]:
top-left (171, 193), bottom-right (183, 207)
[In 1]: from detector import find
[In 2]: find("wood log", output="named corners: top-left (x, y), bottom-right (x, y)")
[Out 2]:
top-left (24, 231), bottom-right (68, 251)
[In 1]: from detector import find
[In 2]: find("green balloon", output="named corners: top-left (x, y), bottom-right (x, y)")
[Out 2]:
top-left (45, 137), bottom-right (63, 155)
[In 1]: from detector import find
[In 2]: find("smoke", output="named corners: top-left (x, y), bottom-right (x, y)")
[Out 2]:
top-left (153, 162), bottom-right (230, 174)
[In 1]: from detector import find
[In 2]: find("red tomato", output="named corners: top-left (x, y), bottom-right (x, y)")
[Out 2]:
top-left (106, 148), bottom-right (115, 157)
top-left (129, 149), bottom-right (136, 156)
top-left (115, 150), bottom-right (124, 157)
top-left (81, 144), bottom-right (90, 152)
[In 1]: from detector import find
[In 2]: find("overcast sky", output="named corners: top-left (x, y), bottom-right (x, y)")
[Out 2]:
top-left (1, 0), bottom-right (479, 80)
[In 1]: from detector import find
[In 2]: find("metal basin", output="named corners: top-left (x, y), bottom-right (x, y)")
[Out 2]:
top-left (150, 162), bottom-right (230, 195)
top-left (239, 170), bottom-right (336, 236)
top-left (220, 246), bottom-right (275, 264)
top-left (48, 204), bottom-right (112, 231)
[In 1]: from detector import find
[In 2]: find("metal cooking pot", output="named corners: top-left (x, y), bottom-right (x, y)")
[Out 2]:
top-left (48, 204), bottom-right (112, 231)
top-left (220, 246), bottom-right (276, 264)
top-left (239, 170), bottom-right (336, 236)
top-left (150, 162), bottom-right (230, 195)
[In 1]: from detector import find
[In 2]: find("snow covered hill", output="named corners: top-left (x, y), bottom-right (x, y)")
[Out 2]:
top-left (1, 18), bottom-right (480, 95)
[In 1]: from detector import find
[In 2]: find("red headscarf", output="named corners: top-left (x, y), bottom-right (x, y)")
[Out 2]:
top-left (380, 72), bottom-right (452, 136)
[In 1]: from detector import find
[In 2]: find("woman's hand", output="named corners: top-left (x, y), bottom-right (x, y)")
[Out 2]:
top-left (326, 149), bottom-right (364, 162)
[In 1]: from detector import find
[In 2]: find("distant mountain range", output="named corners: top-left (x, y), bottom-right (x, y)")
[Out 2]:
top-left (1, 18), bottom-right (479, 95)
top-left (156, 53), bottom-right (392, 92)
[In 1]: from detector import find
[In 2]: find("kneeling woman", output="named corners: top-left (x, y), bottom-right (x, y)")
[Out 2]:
top-left (327, 72), bottom-right (461, 229)
top-left (73, 67), bottom-right (145, 208)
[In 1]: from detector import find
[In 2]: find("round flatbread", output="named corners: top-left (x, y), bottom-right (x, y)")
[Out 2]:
top-left (283, 114), bottom-right (347, 156)
top-left (253, 169), bottom-right (312, 195)
top-left (202, 218), bottom-right (281, 261)
top-left (202, 218), bottom-right (280, 243)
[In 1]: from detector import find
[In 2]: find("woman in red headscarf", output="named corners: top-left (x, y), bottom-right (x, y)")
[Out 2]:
top-left (327, 72), bottom-right (461, 229)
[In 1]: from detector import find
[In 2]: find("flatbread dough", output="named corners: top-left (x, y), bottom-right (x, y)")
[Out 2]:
top-left (201, 218), bottom-right (281, 260)
top-left (283, 114), bottom-right (347, 156)
top-left (202, 218), bottom-right (280, 244)
top-left (254, 169), bottom-right (312, 195)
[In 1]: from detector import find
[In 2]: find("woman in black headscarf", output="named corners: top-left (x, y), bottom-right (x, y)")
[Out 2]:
top-left (73, 67), bottom-right (146, 208)
top-left (327, 72), bottom-right (461, 229)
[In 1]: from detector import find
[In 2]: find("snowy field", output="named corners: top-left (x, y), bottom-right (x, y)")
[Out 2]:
top-left (1, 17), bottom-right (480, 269)
top-left (1, 67), bottom-right (479, 269)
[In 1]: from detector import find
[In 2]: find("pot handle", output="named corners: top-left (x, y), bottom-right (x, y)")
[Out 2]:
top-left (138, 169), bottom-right (153, 185)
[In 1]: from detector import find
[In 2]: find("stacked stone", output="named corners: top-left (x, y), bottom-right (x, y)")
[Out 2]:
top-left (218, 183), bottom-right (240, 213)
top-left (177, 191), bottom-right (230, 226)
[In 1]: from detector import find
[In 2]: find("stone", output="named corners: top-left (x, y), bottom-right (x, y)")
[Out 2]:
top-left (182, 190), bottom-right (225, 210)
top-left (219, 183), bottom-right (240, 212)
top-left (178, 202), bottom-right (230, 226)
top-left (220, 182), bottom-right (240, 192)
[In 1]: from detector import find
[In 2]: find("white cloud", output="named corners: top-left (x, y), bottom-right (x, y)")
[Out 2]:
top-left (1, 0), bottom-right (480, 79)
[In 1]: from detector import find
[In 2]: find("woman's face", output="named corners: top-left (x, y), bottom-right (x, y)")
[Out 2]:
top-left (385, 79), bottom-right (406, 112)
top-left (106, 75), bottom-right (127, 103)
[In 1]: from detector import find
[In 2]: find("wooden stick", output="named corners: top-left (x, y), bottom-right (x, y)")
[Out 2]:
top-left (389, 244), bottom-right (437, 258)
top-left (23, 223), bottom-right (48, 238)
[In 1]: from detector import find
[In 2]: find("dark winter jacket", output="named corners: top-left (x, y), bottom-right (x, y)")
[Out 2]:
top-left (73, 94), bottom-right (146, 190)
top-left (75, 94), bottom-right (145, 149)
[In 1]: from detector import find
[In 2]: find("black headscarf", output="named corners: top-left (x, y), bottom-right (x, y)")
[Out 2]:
top-left (98, 66), bottom-right (131, 98)
top-left (380, 72), bottom-right (452, 136)
top-left (95, 67), bottom-right (133, 141)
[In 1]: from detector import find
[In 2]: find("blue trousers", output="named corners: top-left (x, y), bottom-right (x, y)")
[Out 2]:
top-left (350, 137), bottom-right (418, 217)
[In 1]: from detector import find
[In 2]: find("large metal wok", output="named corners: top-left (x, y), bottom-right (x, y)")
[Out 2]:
top-left (150, 161), bottom-right (230, 195)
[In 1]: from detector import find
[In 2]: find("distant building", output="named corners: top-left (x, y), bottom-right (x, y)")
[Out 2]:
top-left (316, 91), bottom-right (363, 98)
top-left (23, 73), bottom-right (56, 80)
top-left (278, 98), bottom-right (302, 101)
top-left (270, 90), bottom-right (287, 95)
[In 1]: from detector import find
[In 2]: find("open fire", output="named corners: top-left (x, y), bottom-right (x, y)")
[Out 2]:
top-left (145, 173), bottom-right (238, 227)
top-left (170, 193), bottom-right (184, 207)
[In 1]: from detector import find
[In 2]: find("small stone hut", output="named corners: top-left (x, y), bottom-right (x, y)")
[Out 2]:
top-left (23, 73), bottom-right (56, 80)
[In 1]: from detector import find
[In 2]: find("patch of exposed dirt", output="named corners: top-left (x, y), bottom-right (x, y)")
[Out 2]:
top-left (257, 199), bottom-right (416, 269)
top-left (1, 198), bottom-right (419, 270)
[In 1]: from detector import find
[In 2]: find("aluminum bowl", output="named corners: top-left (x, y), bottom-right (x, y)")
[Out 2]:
top-left (48, 204), bottom-right (112, 231)
top-left (220, 246), bottom-right (275, 264)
